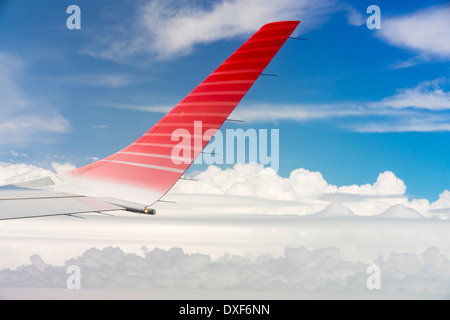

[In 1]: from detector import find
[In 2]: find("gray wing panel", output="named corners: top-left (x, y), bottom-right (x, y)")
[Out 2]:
top-left (0, 187), bottom-right (123, 220)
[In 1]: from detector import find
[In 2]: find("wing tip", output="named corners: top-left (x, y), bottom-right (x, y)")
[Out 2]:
top-left (261, 20), bottom-right (301, 28)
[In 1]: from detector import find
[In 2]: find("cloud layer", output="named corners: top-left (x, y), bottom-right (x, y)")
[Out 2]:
top-left (1, 160), bottom-right (449, 218)
top-left (1, 246), bottom-right (449, 299)
top-left (167, 164), bottom-right (448, 218)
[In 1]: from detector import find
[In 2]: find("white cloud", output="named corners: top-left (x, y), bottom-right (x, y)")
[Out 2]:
top-left (45, 73), bottom-right (138, 88)
top-left (337, 171), bottom-right (406, 196)
top-left (1, 161), bottom-right (450, 299)
top-left (168, 163), bottom-right (448, 217)
top-left (51, 162), bottom-right (77, 175)
top-left (370, 78), bottom-right (450, 111)
top-left (345, 7), bottom-right (365, 26)
top-left (114, 76), bottom-right (450, 132)
top-left (231, 103), bottom-right (365, 122)
top-left (98, 103), bottom-right (172, 114)
top-left (172, 164), bottom-right (336, 201)
top-left (0, 162), bottom-right (54, 186)
top-left (431, 190), bottom-right (450, 210)
top-left (2, 160), bottom-right (448, 218)
top-left (351, 117), bottom-right (450, 133)
top-left (1, 246), bottom-right (449, 298)
top-left (85, 0), bottom-right (334, 61)
top-left (353, 79), bottom-right (450, 132)
top-left (0, 162), bottom-right (75, 186)
top-left (377, 6), bottom-right (450, 62)
top-left (231, 78), bottom-right (450, 132)
top-left (0, 53), bottom-right (69, 145)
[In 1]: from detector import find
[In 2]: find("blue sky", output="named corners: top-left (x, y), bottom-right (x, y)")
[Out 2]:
top-left (0, 0), bottom-right (449, 201)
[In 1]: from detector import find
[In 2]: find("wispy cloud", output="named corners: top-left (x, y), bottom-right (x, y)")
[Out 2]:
top-left (0, 53), bottom-right (69, 145)
top-left (369, 78), bottom-right (450, 111)
top-left (44, 73), bottom-right (138, 88)
top-left (345, 7), bottom-right (365, 27)
top-left (92, 125), bottom-right (110, 129)
top-left (101, 77), bottom-right (450, 132)
top-left (376, 5), bottom-right (450, 66)
top-left (231, 78), bottom-right (450, 132)
top-left (83, 0), bottom-right (335, 61)
top-left (97, 102), bottom-right (172, 113)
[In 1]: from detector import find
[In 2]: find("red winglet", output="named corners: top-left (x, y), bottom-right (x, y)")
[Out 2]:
top-left (60, 21), bottom-right (300, 205)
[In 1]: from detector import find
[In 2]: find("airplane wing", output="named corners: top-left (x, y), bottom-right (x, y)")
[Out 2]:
top-left (0, 186), bottom-right (124, 220)
top-left (0, 21), bottom-right (301, 220)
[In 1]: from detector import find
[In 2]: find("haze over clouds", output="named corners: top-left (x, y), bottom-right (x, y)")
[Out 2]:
top-left (1, 246), bottom-right (450, 299)
top-left (1, 162), bottom-right (450, 299)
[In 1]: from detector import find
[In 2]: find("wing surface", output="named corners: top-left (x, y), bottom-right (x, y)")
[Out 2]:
top-left (0, 186), bottom-right (123, 220)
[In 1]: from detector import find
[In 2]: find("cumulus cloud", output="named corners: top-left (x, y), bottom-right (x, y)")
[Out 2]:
top-left (377, 5), bottom-right (450, 62)
top-left (337, 171), bottom-right (406, 196)
top-left (0, 162), bottom-right (75, 186)
top-left (1, 246), bottom-right (449, 298)
top-left (431, 190), bottom-right (450, 211)
top-left (84, 0), bottom-right (334, 61)
top-left (1, 160), bottom-right (448, 218)
top-left (0, 53), bottom-right (69, 145)
top-left (167, 163), bottom-right (449, 218)
top-left (173, 164), bottom-right (336, 200)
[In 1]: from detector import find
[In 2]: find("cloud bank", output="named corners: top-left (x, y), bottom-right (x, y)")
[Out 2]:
top-left (1, 161), bottom-right (449, 218)
top-left (1, 246), bottom-right (449, 299)
top-left (169, 164), bottom-right (448, 218)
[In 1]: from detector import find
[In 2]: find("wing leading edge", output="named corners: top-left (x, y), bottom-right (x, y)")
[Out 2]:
top-left (2, 21), bottom-right (300, 218)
